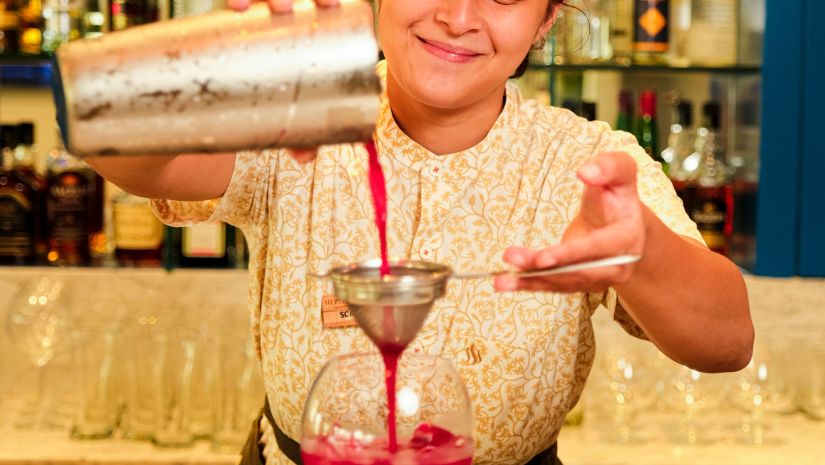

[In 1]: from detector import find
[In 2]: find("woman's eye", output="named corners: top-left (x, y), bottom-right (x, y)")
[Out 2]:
top-left (492, 0), bottom-right (520, 5)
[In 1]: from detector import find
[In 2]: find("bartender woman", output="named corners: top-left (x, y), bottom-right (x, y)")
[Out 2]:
top-left (89, 0), bottom-right (754, 463)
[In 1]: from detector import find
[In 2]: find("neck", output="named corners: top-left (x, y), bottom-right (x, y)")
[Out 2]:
top-left (386, 71), bottom-right (506, 155)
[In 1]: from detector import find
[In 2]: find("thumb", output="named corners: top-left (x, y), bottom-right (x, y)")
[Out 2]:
top-left (578, 151), bottom-right (638, 189)
top-left (226, 0), bottom-right (252, 11)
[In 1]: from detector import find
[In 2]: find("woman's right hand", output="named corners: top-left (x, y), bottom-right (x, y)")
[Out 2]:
top-left (227, 0), bottom-right (339, 13)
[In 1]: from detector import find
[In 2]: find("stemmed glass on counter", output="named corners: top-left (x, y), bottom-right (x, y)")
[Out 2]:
top-left (729, 333), bottom-right (797, 445)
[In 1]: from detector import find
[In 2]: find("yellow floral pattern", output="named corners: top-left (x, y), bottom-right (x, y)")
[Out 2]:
top-left (152, 62), bottom-right (702, 465)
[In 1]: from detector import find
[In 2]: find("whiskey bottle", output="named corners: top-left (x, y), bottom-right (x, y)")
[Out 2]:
top-left (112, 190), bottom-right (163, 266)
top-left (45, 135), bottom-right (97, 266)
top-left (0, 123), bottom-right (47, 264)
top-left (633, 0), bottom-right (669, 65)
top-left (690, 102), bottom-right (732, 256)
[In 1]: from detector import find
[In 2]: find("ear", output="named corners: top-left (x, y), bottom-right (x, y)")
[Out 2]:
top-left (533, 6), bottom-right (559, 44)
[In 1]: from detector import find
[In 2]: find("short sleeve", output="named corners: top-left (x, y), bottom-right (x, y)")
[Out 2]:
top-left (150, 149), bottom-right (278, 230)
top-left (593, 128), bottom-right (706, 339)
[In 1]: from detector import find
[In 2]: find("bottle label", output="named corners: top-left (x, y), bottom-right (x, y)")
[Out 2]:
top-left (0, 191), bottom-right (33, 257)
top-left (113, 202), bottom-right (164, 250)
top-left (182, 223), bottom-right (226, 258)
top-left (692, 198), bottom-right (727, 252)
top-left (634, 0), bottom-right (669, 52)
top-left (48, 172), bottom-right (92, 244)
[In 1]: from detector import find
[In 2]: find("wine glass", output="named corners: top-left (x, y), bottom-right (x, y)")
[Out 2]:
top-left (589, 342), bottom-right (658, 444)
top-left (664, 365), bottom-right (728, 444)
top-left (6, 277), bottom-right (70, 429)
top-left (301, 353), bottom-right (474, 465)
top-left (729, 334), bottom-right (796, 445)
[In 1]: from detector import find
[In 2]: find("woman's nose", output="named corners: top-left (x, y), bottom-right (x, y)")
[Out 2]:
top-left (434, 0), bottom-right (483, 36)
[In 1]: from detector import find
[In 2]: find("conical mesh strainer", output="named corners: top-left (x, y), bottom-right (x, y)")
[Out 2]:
top-left (327, 259), bottom-right (452, 350)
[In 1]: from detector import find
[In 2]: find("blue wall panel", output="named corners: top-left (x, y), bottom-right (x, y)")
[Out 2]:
top-left (755, 0), bottom-right (804, 276)
top-left (799, 0), bottom-right (825, 276)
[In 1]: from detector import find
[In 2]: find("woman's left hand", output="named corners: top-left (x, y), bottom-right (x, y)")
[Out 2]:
top-left (495, 151), bottom-right (646, 294)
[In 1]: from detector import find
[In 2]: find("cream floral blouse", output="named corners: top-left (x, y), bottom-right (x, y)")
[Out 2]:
top-left (152, 62), bottom-right (702, 465)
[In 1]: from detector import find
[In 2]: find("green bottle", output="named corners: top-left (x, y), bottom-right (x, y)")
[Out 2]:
top-left (616, 90), bottom-right (634, 133)
top-left (637, 90), bottom-right (667, 172)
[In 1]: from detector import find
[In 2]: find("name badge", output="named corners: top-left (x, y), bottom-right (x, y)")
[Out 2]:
top-left (321, 294), bottom-right (356, 328)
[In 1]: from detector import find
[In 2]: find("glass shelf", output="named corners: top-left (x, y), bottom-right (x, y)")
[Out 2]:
top-left (528, 62), bottom-right (762, 75)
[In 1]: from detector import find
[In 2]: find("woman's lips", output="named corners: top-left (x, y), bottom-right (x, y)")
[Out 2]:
top-left (416, 36), bottom-right (482, 63)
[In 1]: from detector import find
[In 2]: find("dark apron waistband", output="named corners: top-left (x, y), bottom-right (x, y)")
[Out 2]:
top-left (246, 397), bottom-right (561, 465)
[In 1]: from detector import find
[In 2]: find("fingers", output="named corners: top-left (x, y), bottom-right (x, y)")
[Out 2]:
top-left (267, 0), bottom-right (294, 13)
top-left (495, 227), bottom-right (642, 294)
top-left (226, 0), bottom-right (252, 11)
top-left (578, 151), bottom-right (638, 189)
top-left (228, 0), bottom-right (338, 14)
top-left (494, 264), bottom-right (630, 294)
top-left (288, 148), bottom-right (318, 164)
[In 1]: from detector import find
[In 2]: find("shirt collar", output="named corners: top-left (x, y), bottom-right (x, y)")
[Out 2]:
top-left (373, 60), bottom-right (521, 172)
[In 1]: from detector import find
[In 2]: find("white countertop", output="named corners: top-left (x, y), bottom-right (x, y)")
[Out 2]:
top-left (1, 414), bottom-right (822, 465)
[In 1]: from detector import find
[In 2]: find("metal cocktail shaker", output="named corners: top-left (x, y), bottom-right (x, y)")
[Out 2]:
top-left (52, 1), bottom-right (380, 158)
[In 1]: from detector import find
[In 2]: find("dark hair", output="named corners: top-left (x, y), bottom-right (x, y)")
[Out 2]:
top-left (511, 0), bottom-right (566, 79)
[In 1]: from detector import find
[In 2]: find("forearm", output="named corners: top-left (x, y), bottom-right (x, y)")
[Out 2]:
top-left (86, 153), bottom-right (236, 201)
top-left (615, 205), bottom-right (754, 373)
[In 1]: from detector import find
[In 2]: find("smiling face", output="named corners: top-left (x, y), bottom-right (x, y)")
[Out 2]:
top-left (378, 0), bottom-right (555, 110)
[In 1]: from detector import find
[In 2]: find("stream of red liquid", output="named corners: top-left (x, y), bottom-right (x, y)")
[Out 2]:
top-left (365, 140), bottom-right (390, 277)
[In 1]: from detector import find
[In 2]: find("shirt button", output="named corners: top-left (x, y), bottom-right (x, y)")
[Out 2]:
top-left (420, 248), bottom-right (432, 259)
top-left (428, 165), bottom-right (442, 177)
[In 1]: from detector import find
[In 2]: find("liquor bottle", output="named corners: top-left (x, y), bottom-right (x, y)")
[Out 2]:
top-left (562, 99), bottom-right (581, 117)
top-left (167, 222), bottom-right (237, 268)
top-left (17, 0), bottom-right (44, 55)
top-left (0, 124), bottom-right (14, 166)
top-left (0, 0), bottom-right (20, 54)
top-left (581, 102), bottom-right (597, 122)
top-left (566, 0), bottom-right (612, 64)
top-left (81, 0), bottom-right (106, 38)
top-left (110, 0), bottom-right (149, 31)
top-left (42, 0), bottom-right (80, 52)
top-left (45, 134), bottom-right (97, 266)
top-left (632, 0), bottom-right (669, 65)
top-left (690, 102), bottom-right (732, 256)
top-left (635, 90), bottom-right (666, 170)
top-left (112, 190), bottom-right (164, 266)
top-left (0, 123), bottom-right (47, 264)
top-left (685, 0), bottom-right (737, 67)
top-left (608, 0), bottom-right (633, 65)
top-left (663, 100), bottom-right (694, 206)
top-left (669, 0), bottom-right (691, 67)
top-left (616, 90), bottom-right (634, 133)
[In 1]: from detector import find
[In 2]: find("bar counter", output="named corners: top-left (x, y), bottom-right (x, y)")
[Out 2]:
top-left (0, 269), bottom-right (822, 465)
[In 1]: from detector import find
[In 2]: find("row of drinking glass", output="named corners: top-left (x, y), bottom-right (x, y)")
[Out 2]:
top-left (0, 276), bottom-right (264, 451)
top-left (582, 321), bottom-right (825, 445)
